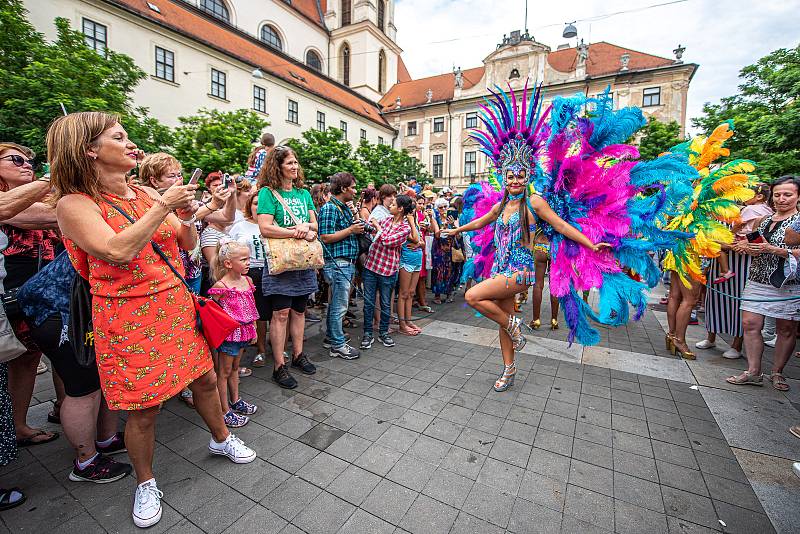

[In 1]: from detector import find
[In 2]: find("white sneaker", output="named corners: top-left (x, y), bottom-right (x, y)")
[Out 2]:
top-left (208, 433), bottom-right (256, 464)
top-left (722, 348), bottom-right (742, 359)
top-left (132, 479), bottom-right (163, 528)
top-left (695, 339), bottom-right (716, 349)
top-left (793, 462), bottom-right (800, 479)
top-left (764, 337), bottom-right (777, 348)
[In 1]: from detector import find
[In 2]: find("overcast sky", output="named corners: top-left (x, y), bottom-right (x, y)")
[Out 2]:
top-left (394, 0), bottom-right (799, 133)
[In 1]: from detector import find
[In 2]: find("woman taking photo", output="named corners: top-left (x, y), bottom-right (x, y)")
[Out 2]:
top-left (256, 146), bottom-right (318, 389)
top-left (49, 112), bottom-right (255, 528)
top-left (728, 176), bottom-right (800, 391)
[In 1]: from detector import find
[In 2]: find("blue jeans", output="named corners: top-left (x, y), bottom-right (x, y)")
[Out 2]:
top-left (322, 260), bottom-right (355, 349)
top-left (363, 268), bottom-right (397, 337)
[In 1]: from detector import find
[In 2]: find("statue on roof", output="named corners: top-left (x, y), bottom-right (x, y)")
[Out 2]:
top-left (454, 67), bottom-right (463, 89)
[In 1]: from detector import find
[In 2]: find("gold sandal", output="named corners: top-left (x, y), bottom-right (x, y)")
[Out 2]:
top-left (673, 340), bottom-right (695, 360)
top-left (529, 319), bottom-right (541, 330)
top-left (550, 319), bottom-right (559, 330)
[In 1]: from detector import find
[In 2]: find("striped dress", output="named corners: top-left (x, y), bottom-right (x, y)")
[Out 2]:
top-left (704, 250), bottom-right (750, 337)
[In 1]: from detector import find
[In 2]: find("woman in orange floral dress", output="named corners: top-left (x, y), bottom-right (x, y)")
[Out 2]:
top-left (49, 112), bottom-right (255, 529)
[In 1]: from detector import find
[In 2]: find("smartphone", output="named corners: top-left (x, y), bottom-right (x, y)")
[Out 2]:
top-left (222, 173), bottom-right (231, 189)
top-left (188, 168), bottom-right (202, 185)
top-left (746, 231), bottom-right (764, 244)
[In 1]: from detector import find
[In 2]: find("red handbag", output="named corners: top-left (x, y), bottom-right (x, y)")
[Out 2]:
top-left (191, 294), bottom-right (240, 349)
top-left (103, 199), bottom-right (240, 349)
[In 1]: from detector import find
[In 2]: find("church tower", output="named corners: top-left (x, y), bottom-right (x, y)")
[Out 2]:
top-left (326, 0), bottom-right (401, 101)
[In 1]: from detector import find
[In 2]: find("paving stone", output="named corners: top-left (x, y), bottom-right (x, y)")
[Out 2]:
top-left (371, 401), bottom-right (408, 423)
top-left (580, 394), bottom-right (612, 414)
top-left (406, 434), bottom-right (452, 465)
top-left (461, 482), bottom-right (515, 528)
top-left (349, 416), bottom-right (390, 441)
top-left (656, 461), bottom-right (709, 497)
top-left (614, 499), bottom-right (669, 534)
top-left (292, 491), bottom-right (355, 534)
top-left (323, 432), bottom-right (371, 463)
top-left (221, 505), bottom-right (286, 534)
top-left (571, 437), bottom-right (613, 469)
top-left (387, 389), bottom-right (422, 408)
top-left (562, 484), bottom-right (614, 531)
top-left (268, 440), bottom-right (320, 474)
top-left (449, 511), bottom-right (505, 534)
top-left (337, 509), bottom-right (395, 534)
top-left (375, 425), bottom-right (419, 452)
top-left (264, 476), bottom-right (322, 521)
top-left (686, 432), bottom-right (734, 460)
top-left (702, 472), bottom-right (763, 513)
top-left (528, 447), bottom-right (571, 482)
top-left (187, 490), bottom-right (255, 533)
top-left (477, 398), bottom-right (513, 418)
top-left (645, 408), bottom-right (685, 429)
top-left (361, 479), bottom-right (418, 524)
top-left (612, 413), bottom-right (651, 438)
top-left (559, 515), bottom-right (613, 534)
top-left (422, 467), bottom-right (474, 508)
top-left (400, 494), bottom-right (459, 534)
top-left (506, 497), bottom-right (562, 534)
top-left (499, 419), bottom-right (538, 445)
top-left (518, 470), bottom-right (567, 512)
top-left (354, 443), bottom-right (402, 476)
top-left (613, 448), bottom-right (659, 483)
top-left (403, 378), bottom-right (433, 395)
top-left (534, 428), bottom-right (573, 456)
top-left (507, 405), bottom-right (544, 427)
top-left (648, 422), bottom-right (690, 447)
top-left (712, 500), bottom-right (775, 534)
top-left (652, 441), bottom-right (699, 470)
top-left (613, 471), bottom-right (665, 513)
top-left (423, 417), bottom-right (465, 444)
top-left (488, 436), bottom-right (532, 469)
top-left (664, 515), bottom-right (719, 534)
top-left (387, 454), bottom-right (437, 492)
top-left (466, 411), bottom-right (503, 434)
top-left (440, 445), bottom-right (487, 480)
top-left (449, 391), bottom-right (485, 410)
top-left (438, 403), bottom-right (474, 425)
top-left (693, 451), bottom-right (748, 484)
top-left (568, 459), bottom-right (614, 497)
top-left (577, 406), bottom-right (612, 429)
top-left (539, 412), bottom-right (576, 437)
top-left (454, 426), bottom-right (496, 455)
top-left (581, 382), bottom-right (612, 399)
top-left (574, 421), bottom-right (613, 448)
top-left (660, 486), bottom-right (720, 531)
top-left (327, 464), bottom-right (381, 506)
top-left (411, 395), bottom-right (446, 416)
top-left (295, 452), bottom-right (348, 488)
top-left (394, 409), bottom-right (435, 433)
top-left (324, 407), bottom-right (363, 431)
top-left (642, 395), bottom-right (679, 414)
top-left (477, 457), bottom-right (525, 495)
top-left (612, 429), bottom-right (653, 457)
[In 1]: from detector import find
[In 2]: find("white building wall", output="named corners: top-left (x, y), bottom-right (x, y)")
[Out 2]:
top-left (24, 0), bottom-right (393, 145)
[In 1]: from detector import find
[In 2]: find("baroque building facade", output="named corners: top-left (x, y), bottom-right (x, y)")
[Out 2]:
top-left (379, 31), bottom-right (697, 188)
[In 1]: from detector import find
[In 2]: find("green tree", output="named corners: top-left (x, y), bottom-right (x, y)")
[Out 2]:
top-left (286, 128), bottom-right (365, 185)
top-left (0, 1), bottom-right (171, 158)
top-left (635, 118), bottom-right (683, 160)
top-left (356, 140), bottom-right (431, 186)
top-left (171, 108), bottom-right (268, 175)
top-left (692, 45), bottom-right (800, 180)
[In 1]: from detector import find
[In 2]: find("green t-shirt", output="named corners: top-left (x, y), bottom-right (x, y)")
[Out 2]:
top-left (257, 187), bottom-right (316, 228)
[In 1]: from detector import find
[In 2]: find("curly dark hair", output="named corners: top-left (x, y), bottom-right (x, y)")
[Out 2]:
top-left (256, 145), bottom-right (305, 190)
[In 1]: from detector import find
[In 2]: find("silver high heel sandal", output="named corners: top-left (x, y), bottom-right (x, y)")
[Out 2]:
top-left (506, 315), bottom-right (527, 351)
top-left (494, 361), bottom-right (516, 392)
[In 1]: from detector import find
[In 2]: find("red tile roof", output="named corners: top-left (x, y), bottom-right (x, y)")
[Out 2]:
top-left (397, 56), bottom-right (412, 83)
top-left (105, 0), bottom-right (389, 128)
top-left (548, 41), bottom-right (673, 77)
top-left (285, 0), bottom-right (326, 30)
top-left (380, 42), bottom-right (677, 112)
top-left (379, 66), bottom-right (485, 110)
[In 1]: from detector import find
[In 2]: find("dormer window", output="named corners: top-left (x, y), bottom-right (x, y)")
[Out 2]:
top-left (509, 68), bottom-right (520, 79)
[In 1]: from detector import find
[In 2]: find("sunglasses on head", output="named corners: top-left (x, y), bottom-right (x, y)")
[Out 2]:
top-left (1, 154), bottom-right (34, 168)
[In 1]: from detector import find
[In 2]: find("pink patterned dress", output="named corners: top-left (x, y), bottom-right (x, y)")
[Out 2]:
top-left (207, 279), bottom-right (258, 342)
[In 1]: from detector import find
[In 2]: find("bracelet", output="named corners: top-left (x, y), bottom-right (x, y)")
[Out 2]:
top-left (179, 214), bottom-right (197, 227)
top-left (36, 176), bottom-right (51, 183)
top-left (203, 201), bottom-right (222, 212)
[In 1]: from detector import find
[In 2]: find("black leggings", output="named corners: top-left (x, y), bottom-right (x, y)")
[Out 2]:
top-left (27, 315), bottom-right (100, 397)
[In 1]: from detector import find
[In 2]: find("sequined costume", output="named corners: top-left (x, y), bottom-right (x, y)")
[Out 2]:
top-left (492, 211), bottom-right (537, 285)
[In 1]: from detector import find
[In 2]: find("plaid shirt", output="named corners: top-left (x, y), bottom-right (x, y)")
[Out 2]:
top-left (318, 197), bottom-right (359, 262)
top-left (363, 217), bottom-right (410, 276)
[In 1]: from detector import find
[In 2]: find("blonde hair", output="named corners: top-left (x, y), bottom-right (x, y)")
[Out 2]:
top-left (139, 153), bottom-right (181, 188)
top-left (46, 111), bottom-right (120, 203)
top-left (0, 143), bottom-right (35, 192)
top-left (211, 240), bottom-right (249, 281)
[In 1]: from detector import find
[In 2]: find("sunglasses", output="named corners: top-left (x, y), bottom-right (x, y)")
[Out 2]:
top-left (1, 154), bottom-right (34, 168)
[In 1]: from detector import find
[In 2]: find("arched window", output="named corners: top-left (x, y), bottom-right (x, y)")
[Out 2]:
top-left (509, 68), bottom-right (520, 79)
top-left (306, 50), bottom-right (322, 72)
top-left (378, 50), bottom-right (386, 93)
top-left (260, 25), bottom-right (283, 51)
top-left (377, 0), bottom-right (386, 31)
top-left (200, 0), bottom-right (229, 22)
top-left (341, 44), bottom-right (350, 86)
top-left (341, 0), bottom-right (351, 26)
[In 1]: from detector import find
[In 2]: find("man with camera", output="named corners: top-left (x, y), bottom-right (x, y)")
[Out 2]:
top-left (318, 172), bottom-right (369, 359)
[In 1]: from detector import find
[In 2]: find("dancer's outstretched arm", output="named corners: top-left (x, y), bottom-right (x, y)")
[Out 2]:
top-left (450, 204), bottom-right (501, 235)
top-left (530, 195), bottom-right (608, 252)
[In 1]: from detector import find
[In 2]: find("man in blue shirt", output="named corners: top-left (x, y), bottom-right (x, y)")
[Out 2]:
top-left (318, 172), bottom-right (364, 359)
top-left (408, 177), bottom-right (422, 195)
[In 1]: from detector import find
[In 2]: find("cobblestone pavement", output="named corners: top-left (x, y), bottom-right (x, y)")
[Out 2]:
top-left (4, 288), bottom-right (799, 533)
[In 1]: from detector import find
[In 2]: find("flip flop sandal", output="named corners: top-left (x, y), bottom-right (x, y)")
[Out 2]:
top-left (768, 373), bottom-right (790, 391)
top-left (726, 371), bottom-right (763, 387)
top-left (47, 401), bottom-right (61, 425)
top-left (418, 306), bottom-right (433, 313)
top-left (0, 488), bottom-right (26, 511)
top-left (16, 429), bottom-right (60, 447)
top-left (238, 367), bottom-right (253, 378)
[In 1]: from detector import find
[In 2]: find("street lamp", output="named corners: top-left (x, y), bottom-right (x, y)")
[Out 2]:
top-left (563, 22), bottom-right (577, 39)
top-left (251, 68), bottom-right (265, 79)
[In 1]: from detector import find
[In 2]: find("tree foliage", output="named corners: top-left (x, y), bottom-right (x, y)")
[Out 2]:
top-left (635, 118), bottom-right (683, 160)
top-left (171, 108), bottom-right (268, 175)
top-left (0, 1), bottom-right (171, 158)
top-left (692, 45), bottom-right (800, 180)
top-left (286, 127), bottom-right (431, 187)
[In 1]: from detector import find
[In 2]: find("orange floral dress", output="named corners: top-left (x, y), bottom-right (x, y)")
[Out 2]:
top-left (63, 187), bottom-right (212, 410)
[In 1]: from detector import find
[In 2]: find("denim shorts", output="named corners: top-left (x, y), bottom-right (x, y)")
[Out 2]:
top-left (400, 246), bottom-right (423, 272)
top-left (217, 340), bottom-right (250, 356)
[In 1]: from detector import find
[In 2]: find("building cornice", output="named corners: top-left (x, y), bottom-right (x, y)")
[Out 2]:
top-left (331, 20), bottom-right (403, 55)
